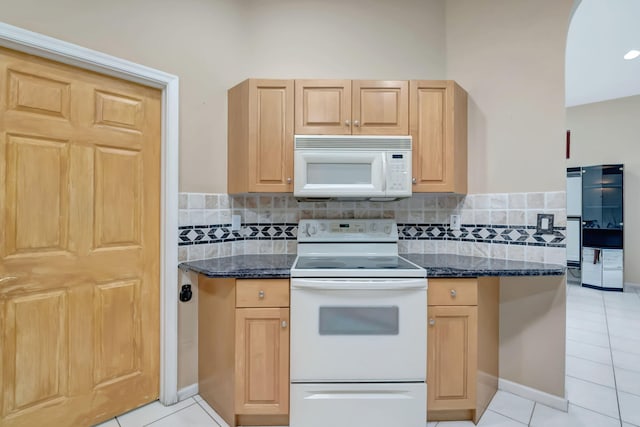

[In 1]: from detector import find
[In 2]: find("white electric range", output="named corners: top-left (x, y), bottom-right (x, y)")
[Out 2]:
top-left (289, 219), bottom-right (427, 427)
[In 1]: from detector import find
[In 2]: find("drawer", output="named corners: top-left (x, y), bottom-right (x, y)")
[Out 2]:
top-left (428, 278), bottom-right (477, 306)
top-left (236, 279), bottom-right (290, 307)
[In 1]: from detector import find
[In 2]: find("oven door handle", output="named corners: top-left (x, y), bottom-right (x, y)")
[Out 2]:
top-left (291, 278), bottom-right (426, 291)
top-left (305, 390), bottom-right (414, 400)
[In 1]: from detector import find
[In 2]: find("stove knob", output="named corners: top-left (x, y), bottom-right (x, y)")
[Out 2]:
top-left (370, 223), bottom-right (378, 232)
top-left (308, 224), bottom-right (317, 236)
top-left (319, 223), bottom-right (327, 232)
top-left (384, 224), bottom-right (393, 234)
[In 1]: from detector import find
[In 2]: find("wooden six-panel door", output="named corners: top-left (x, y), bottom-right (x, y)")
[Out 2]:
top-left (0, 47), bottom-right (161, 427)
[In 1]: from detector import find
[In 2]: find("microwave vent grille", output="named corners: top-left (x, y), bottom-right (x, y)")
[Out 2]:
top-left (295, 136), bottom-right (411, 150)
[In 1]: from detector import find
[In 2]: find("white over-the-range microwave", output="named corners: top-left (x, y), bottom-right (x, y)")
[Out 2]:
top-left (293, 135), bottom-right (412, 201)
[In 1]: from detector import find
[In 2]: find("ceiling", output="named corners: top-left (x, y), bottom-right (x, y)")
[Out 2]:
top-left (565, 0), bottom-right (640, 107)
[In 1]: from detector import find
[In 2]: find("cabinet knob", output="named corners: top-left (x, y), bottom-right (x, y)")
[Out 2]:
top-left (450, 289), bottom-right (457, 297)
top-left (353, 120), bottom-right (360, 127)
top-left (258, 290), bottom-right (265, 299)
top-left (429, 319), bottom-right (435, 326)
top-left (345, 120), bottom-right (351, 126)
top-left (412, 177), bottom-right (417, 184)
top-left (287, 177), bottom-right (292, 184)
top-left (281, 320), bottom-right (288, 328)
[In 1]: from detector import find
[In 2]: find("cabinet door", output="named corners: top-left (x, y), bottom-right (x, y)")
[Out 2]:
top-left (428, 305), bottom-right (477, 411)
top-left (410, 81), bottom-right (467, 193)
top-left (295, 80), bottom-right (351, 135)
top-left (352, 80), bottom-right (408, 135)
top-left (235, 308), bottom-right (290, 415)
top-left (248, 80), bottom-right (294, 192)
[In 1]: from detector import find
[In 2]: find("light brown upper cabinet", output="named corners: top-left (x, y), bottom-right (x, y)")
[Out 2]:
top-left (228, 79), bottom-right (294, 193)
top-left (295, 80), bottom-right (409, 135)
top-left (410, 81), bottom-right (468, 193)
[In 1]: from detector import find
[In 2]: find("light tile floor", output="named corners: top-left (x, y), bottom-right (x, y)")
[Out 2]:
top-left (96, 282), bottom-right (640, 427)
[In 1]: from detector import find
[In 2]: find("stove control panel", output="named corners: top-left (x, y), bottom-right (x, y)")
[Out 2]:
top-left (298, 219), bottom-right (398, 242)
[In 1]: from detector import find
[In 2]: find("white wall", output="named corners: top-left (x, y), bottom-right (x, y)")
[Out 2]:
top-left (0, 0), bottom-right (249, 193)
top-left (446, 0), bottom-right (573, 194)
top-left (500, 275), bottom-right (566, 397)
top-left (242, 0), bottom-right (445, 80)
top-left (446, 0), bottom-right (574, 398)
top-left (567, 95), bottom-right (640, 285)
top-left (0, 0), bottom-right (446, 193)
top-left (1, 0), bottom-right (572, 195)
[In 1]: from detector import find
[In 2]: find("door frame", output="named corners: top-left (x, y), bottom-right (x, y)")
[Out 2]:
top-left (0, 22), bottom-right (180, 405)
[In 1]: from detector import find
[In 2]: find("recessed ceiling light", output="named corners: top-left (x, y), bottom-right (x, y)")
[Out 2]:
top-left (624, 50), bottom-right (640, 60)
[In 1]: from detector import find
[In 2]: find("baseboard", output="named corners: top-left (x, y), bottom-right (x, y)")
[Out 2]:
top-left (177, 383), bottom-right (199, 401)
top-left (625, 281), bottom-right (640, 292)
top-left (498, 378), bottom-right (568, 412)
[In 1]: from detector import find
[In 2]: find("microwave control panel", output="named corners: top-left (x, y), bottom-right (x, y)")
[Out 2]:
top-left (386, 152), bottom-right (411, 194)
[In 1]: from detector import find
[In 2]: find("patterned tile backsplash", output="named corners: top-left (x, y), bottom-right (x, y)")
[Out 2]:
top-left (178, 192), bottom-right (567, 265)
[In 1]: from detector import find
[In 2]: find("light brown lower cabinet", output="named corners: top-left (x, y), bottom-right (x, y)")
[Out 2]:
top-left (427, 277), bottom-right (499, 424)
top-left (199, 277), bottom-right (290, 427)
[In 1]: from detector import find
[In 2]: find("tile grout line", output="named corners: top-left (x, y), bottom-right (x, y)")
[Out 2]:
top-left (563, 401), bottom-right (623, 424)
top-left (527, 402), bottom-right (536, 426)
top-left (566, 351), bottom-right (614, 366)
top-left (138, 401), bottom-right (197, 427)
top-left (567, 289), bottom-right (625, 422)
top-left (485, 408), bottom-right (529, 425)
top-left (195, 401), bottom-right (222, 427)
top-left (566, 336), bottom-right (611, 350)
top-left (602, 294), bottom-right (624, 425)
top-left (566, 373), bottom-right (617, 390)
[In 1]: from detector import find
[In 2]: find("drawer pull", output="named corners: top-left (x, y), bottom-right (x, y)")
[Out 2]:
top-left (281, 320), bottom-right (288, 329)
top-left (450, 289), bottom-right (457, 297)
top-left (258, 290), bottom-right (265, 299)
top-left (429, 319), bottom-right (435, 326)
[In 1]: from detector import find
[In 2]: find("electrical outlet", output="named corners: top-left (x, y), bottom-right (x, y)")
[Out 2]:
top-left (231, 214), bottom-right (241, 231)
top-left (536, 213), bottom-right (554, 233)
top-left (450, 214), bottom-right (461, 230)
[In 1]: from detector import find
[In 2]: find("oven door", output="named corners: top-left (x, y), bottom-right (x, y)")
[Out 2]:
top-left (293, 150), bottom-right (385, 198)
top-left (290, 278), bottom-right (427, 382)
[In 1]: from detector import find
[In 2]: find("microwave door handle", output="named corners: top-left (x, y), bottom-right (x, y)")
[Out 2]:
top-left (381, 154), bottom-right (387, 192)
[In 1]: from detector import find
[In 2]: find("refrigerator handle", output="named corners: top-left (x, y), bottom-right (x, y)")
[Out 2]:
top-left (593, 249), bottom-right (601, 264)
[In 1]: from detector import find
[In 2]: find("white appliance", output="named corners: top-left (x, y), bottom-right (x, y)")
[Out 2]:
top-left (582, 247), bottom-right (624, 290)
top-left (566, 218), bottom-right (581, 266)
top-left (566, 168), bottom-right (582, 268)
top-left (294, 135), bottom-right (412, 200)
top-left (290, 219), bottom-right (427, 427)
top-left (566, 168), bottom-right (582, 217)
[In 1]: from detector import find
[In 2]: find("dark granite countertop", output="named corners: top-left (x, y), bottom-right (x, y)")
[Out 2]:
top-left (179, 253), bottom-right (565, 278)
top-left (180, 254), bottom-right (296, 278)
top-left (403, 253), bottom-right (565, 277)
